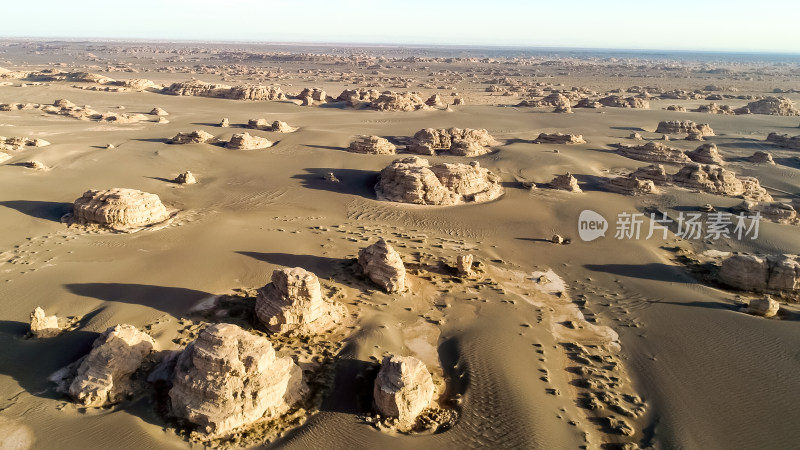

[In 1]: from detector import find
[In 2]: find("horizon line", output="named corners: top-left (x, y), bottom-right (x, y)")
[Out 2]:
top-left (1, 36), bottom-right (799, 57)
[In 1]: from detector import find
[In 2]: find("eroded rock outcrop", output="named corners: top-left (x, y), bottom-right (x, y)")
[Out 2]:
top-left (732, 201), bottom-right (798, 224)
top-left (51, 324), bottom-right (156, 407)
top-left (748, 151), bottom-right (775, 164)
top-left (735, 97), bottom-right (799, 116)
top-left (337, 88), bottom-right (382, 107)
top-left (407, 128), bottom-right (497, 157)
top-left (456, 254), bottom-right (474, 276)
top-left (766, 132), bottom-right (800, 150)
top-left (534, 133), bottom-right (586, 144)
top-left (29, 307), bottom-right (60, 338)
top-left (687, 143), bottom-right (724, 165)
top-left (598, 95), bottom-right (649, 108)
top-left (169, 323), bottom-right (307, 437)
top-left (375, 157), bottom-right (503, 205)
top-left (226, 132), bottom-right (273, 150)
top-left (370, 92), bottom-right (428, 111)
top-left (549, 173), bottom-right (582, 192)
top-left (672, 164), bottom-right (772, 200)
top-left (71, 188), bottom-right (171, 231)
top-left (747, 296), bottom-right (781, 317)
top-left (373, 355), bottom-right (435, 431)
top-left (632, 164), bottom-right (670, 184)
top-left (615, 142), bottom-right (691, 164)
top-left (694, 103), bottom-right (735, 115)
top-left (349, 135), bottom-right (397, 154)
top-left (603, 176), bottom-right (658, 196)
top-left (719, 254), bottom-right (800, 293)
top-left (655, 120), bottom-right (714, 136)
top-left (255, 267), bottom-right (344, 335)
top-left (174, 171), bottom-right (196, 185)
top-left (170, 130), bottom-right (215, 144)
top-left (358, 239), bottom-right (407, 293)
top-left (164, 80), bottom-right (285, 101)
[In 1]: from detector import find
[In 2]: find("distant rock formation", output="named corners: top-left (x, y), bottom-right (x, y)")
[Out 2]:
top-left (0, 136), bottom-right (50, 151)
top-left (693, 103), bottom-right (735, 115)
top-left (631, 164), bottom-right (670, 185)
top-left (71, 188), bottom-right (171, 231)
top-left (348, 135), bottom-right (396, 154)
top-left (655, 120), bottom-right (714, 136)
top-left (549, 173), bottom-right (582, 192)
top-left (51, 324), bottom-right (157, 407)
top-left (164, 80), bottom-right (285, 101)
top-left (735, 96), bottom-right (799, 116)
top-left (29, 307), bottom-right (60, 338)
top-left (337, 88), bottom-right (381, 107)
top-left (719, 254), bottom-right (800, 293)
top-left (376, 157), bottom-right (504, 205)
top-left (226, 132), bottom-right (273, 150)
top-left (615, 142), bottom-right (691, 164)
top-left (732, 201), bottom-right (798, 225)
top-left (748, 151), bottom-right (775, 164)
top-left (370, 92), bottom-right (428, 111)
top-left (672, 164), bottom-right (772, 201)
top-left (169, 323), bottom-right (307, 437)
top-left (373, 355), bottom-right (435, 431)
top-left (358, 239), bottom-right (407, 293)
top-left (255, 267), bottom-right (345, 334)
top-left (174, 171), bottom-right (196, 185)
top-left (149, 107), bottom-right (168, 116)
top-left (534, 133), bottom-right (586, 144)
top-left (170, 130), bottom-right (215, 144)
top-left (687, 143), bottom-right (724, 165)
top-left (598, 95), bottom-right (649, 108)
top-left (766, 132), bottom-right (800, 150)
top-left (666, 105), bottom-right (686, 112)
top-left (407, 128), bottom-right (498, 157)
top-left (603, 176), bottom-right (658, 196)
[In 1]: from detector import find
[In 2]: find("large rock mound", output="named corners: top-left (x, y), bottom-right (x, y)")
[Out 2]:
top-left (687, 143), bottom-right (724, 165)
top-left (655, 120), bottom-right (714, 136)
top-left (735, 96), bottom-right (799, 116)
top-left (164, 80), bottom-right (285, 101)
top-left (358, 239), bottom-right (407, 293)
top-left (71, 188), bottom-right (171, 231)
top-left (369, 92), bottom-right (428, 112)
top-left (376, 156), bottom-right (503, 205)
top-left (169, 323), bottom-right (307, 437)
top-left (255, 267), bottom-right (345, 334)
top-left (170, 130), bottom-right (215, 144)
top-left (373, 355), bottom-right (435, 431)
top-left (407, 128), bottom-right (497, 156)
top-left (349, 135), bottom-right (396, 154)
top-left (615, 142), bottom-right (691, 163)
top-left (226, 132), bottom-right (273, 150)
top-left (598, 95), bottom-right (649, 108)
top-left (51, 324), bottom-right (156, 407)
top-left (672, 164), bottom-right (772, 201)
top-left (719, 254), bottom-right (800, 293)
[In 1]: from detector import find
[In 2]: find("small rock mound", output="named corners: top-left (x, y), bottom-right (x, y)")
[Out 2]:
top-left (169, 323), bottom-right (307, 437)
top-left (719, 254), bottom-right (800, 294)
top-left (29, 307), bottom-right (60, 338)
top-left (349, 135), bottom-right (396, 154)
top-left (358, 239), bottom-right (407, 293)
top-left (456, 254), bottom-right (474, 276)
top-left (632, 164), bottom-right (670, 184)
top-left (687, 143), bottom-right (724, 165)
top-left (219, 118), bottom-right (229, 127)
top-left (170, 130), bottom-right (215, 144)
top-left (735, 96), bottom-right (799, 116)
top-left (149, 107), bottom-right (168, 116)
top-left (376, 157), bottom-right (503, 205)
top-left (51, 324), bottom-right (156, 407)
top-left (748, 151), bottom-right (775, 164)
top-left (174, 171), bottom-right (196, 185)
top-left (598, 95), bottom-right (649, 108)
top-left (71, 188), bottom-right (171, 231)
top-left (732, 201), bottom-right (798, 225)
top-left (549, 173), bottom-right (582, 192)
top-left (407, 128), bottom-right (497, 157)
top-left (694, 103), bottom-right (735, 115)
top-left (255, 267), bottom-right (345, 334)
top-left (655, 120), bottom-right (714, 136)
top-left (747, 296), bottom-right (780, 318)
top-left (271, 120), bottom-right (297, 133)
top-left (766, 132), bottom-right (800, 150)
top-left (603, 176), bottom-right (658, 196)
top-left (373, 355), bottom-right (435, 431)
top-left (226, 132), bottom-right (273, 150)
top-left (534, 133), bottom-right (586, 144)
top-left (615, 142), bottom-right (691, 164)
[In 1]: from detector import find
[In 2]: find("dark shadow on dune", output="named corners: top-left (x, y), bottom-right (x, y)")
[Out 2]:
top-left (145, 176), bottom-right (178, 184)
top-left (189, 122), bottom-right (225, 127)
top-left (775, 157), bottom-right (800, 169)
top-left (304, 144), bottom-right (348, 152)
top-left (571, 174), bottom-right (608, 192)
top-left (515, 237), bottom-right (556, 243)
top-left (502, 138), bottom-right (531, 145)
top-left (650, 300), bottom-right (739, 311)
top-left (0, 200), bottom-right (72, 222)
top-left (237, 251), bottom-right (344, 279)
top-left (133, 138), bottom-right (169, 143)
top-left (318, 101), bottom-right (349, 110)
top-left (611, 126), bottom-right (647, 132)
top-left (584, 263), bottom-right (695, 283)
top-left (64, 283), bottom-right (212, 316)
top-left (292, 168), bottom-right (378, 198)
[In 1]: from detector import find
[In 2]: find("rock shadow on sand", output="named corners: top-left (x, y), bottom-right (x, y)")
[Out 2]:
top-left (584, 263), bottom-right (695, 283)
top-left (292, 168), bottom-right (378, 198)
top-left (64, 283), bottom-right (212, 316)
top-left (0, 200), bottom-right (73, 222)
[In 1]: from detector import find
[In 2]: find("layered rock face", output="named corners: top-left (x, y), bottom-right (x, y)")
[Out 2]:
top-left (370, 92), bottom-right (428, 111)
top-left (226, 132), bottom-right (273, 150)
top-left (53, 325), bottom-right (157, 407)
top-left (407, 128), bottom-right (497, 157)
top-left (534, 133), bottom-right (586, 144)
top-left (164, 80), bottom-right (285, 101)
top-left (735, 96), bottom-right (799, 116)
top-left (348, 135), bottom-right (397, 154)
top-left (376, 157), bottom-right (503, 206)
top-left (169, 323), bottom-right (307, 437)
top-left (766, 132), bottom-right (800, 150)
top-left (29, 307), bottom-right (60, 338)
top-left (373, 355), bottom-right (435, 431)
top-left (549, 173), bottom-right (582, 192)
top-left (255, 267), bottom-right (344, 335)
top-left (337, 88), bottom-right (382, 107)
top-left (358, 239), bottom-right (407, 293)
top-left (170, 130), bottom-right (215, 144)
top-left (615, 142), bottom-right (691, 163)
top-left (72, 188), bottom-right (170, 230)
top-left (719, 254), bottom-right (800, 293)
top-left (655, 120), bottom-right (715, 136)
top-left (598, 95), bottom-right (649, 108)
top-left (604, 176), bottom-right (658, 196)
top-left (687, 143), bottom-right (724, 165)
top-left (672, 164), bottom-right (772, 201)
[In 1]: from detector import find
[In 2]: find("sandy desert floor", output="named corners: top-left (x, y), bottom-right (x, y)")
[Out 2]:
top-left (0, 41), bottom-right (799, 449)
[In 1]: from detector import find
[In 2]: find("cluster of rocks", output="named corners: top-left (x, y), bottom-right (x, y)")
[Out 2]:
top-left (70, 188), bottom-right (171, 231)
top-left (693, 103), bottom-right (736, 115)
top-left (735, 96), bottom-right (799, 116)
top-left (518, 93), bottom-right (573, 112)
top-left (164, 80), bottom-right (285, 101)
top-left (226, 132), bottom-right (273, 150)
top-left (169, 130), bottom-right (216, 144)
top-left (766, 132), bottom-right (800, 150)
top-left (603, 176), bottom-right (659, 196)
top-left (719, 254), bottom-right (800, 295)
top-left (533, 133), bottom-right (586, 144)
top-left (33, 99), bottom-right (151, 123)
top-left (247, 118), bottom-right (297, 133)
top-left (296, 87), bottom-right (329, 106)
top-left (597, 95), bottom-right (649, 109)
top-left (732, 201), bottom-right (799, 225)
top-left (0, 136), bottom-right (50, 153)
top-left (348, 135), bottom-right (396, 154)
top-left (406, 128), bottom-right (498, 157)
top-left (375, 156), bottom-right (504, 206)
top-left (614, 142), bottom-right (692, 164)
top-left (655, 120), bottom-right (715, 137)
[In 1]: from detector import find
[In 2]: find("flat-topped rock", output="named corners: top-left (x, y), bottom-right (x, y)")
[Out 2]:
top-left (358, 239), bottom-right (407, 293)
top-left (170, 130), bottom-right (215, 144)
top-left (164, 80), bottom-right (285, 101)
top-left (598, 95), bottom-right (649, 108)
top-left (655, 120), bottom-right (714, 136)
top-left (373, 355), bottom-right (435, 431)
top-left (735, 96), bottom-right (799, 116)
top-left (169, 323), bottom-right (307, 437)
top-left (349, 135), bottom-right (396, 154)
top-left (71, 188), bottom-right (170, 230)
top-left (766, 132), bottom-right (800, 150)
top-left (615, 142), bottom-right (691, 164)
top-left (407, 128), bottom-right (497, 157)
top-left (226, 132), bottom-right (273, 150)
top-left (534, 133), bottom-right (586, 144)
top-left (255, 267), bottom-right (344, 335)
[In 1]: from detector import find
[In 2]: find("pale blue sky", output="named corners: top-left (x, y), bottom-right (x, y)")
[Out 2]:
top-left (3, 0), bottom-right (799, 53)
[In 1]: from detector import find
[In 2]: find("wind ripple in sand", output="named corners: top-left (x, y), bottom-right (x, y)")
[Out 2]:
top-left (0, 416), bottom-right (34, 450)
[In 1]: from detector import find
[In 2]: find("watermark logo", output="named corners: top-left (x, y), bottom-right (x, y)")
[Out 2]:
top-left (578, 210), bottom-right (608, 241)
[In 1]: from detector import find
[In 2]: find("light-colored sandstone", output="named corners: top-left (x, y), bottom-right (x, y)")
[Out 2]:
top-left (358, 239), bottom-right (407, 293)
top-left (71, 188), bottom-right (170, 230)
top-left (373, 355), bottom-right (435, 431)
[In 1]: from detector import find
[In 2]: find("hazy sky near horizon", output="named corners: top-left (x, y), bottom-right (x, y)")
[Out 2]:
top-left (3, 0), bottom-right (799, 53)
